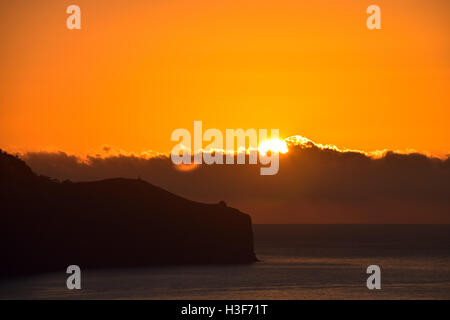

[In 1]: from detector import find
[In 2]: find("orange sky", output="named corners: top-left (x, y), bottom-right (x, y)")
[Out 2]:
top-left (1, 0), bottom-right (449, 156)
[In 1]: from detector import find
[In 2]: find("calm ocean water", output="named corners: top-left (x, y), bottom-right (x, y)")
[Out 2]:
top-left (1, 225), bottom-right (450, 299)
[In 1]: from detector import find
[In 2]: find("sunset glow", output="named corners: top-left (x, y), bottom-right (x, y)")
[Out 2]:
top-left (0, 0), bottom-right (449, 156)
top-left (1, 0), bottom-right (450, 302)
top-left (258, 139), bottom-right (289, 155)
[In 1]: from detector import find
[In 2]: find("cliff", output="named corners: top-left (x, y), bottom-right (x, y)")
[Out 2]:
top-left (0, 149), bottom-right (257, 276)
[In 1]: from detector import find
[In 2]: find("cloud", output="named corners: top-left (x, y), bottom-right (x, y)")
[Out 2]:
top-left (19, 138), bottom-right (450, 224)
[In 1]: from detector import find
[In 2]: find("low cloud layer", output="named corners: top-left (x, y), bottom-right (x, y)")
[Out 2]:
top-left (20, 140), bottom-right (450, 223)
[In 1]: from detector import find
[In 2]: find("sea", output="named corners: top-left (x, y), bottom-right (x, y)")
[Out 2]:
top-left (1, 225), bottom-right (450, 299)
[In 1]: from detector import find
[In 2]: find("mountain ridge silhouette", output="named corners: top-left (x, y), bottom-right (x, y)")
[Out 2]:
top-left (0, 149), bottom-right (257, 276)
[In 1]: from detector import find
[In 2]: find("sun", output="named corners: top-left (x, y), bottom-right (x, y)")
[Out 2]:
top-left (258, 139), bottom-right (289, 155)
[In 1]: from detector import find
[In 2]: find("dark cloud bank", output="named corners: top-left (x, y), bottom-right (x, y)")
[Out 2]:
top-left (21, 144), bottom-right (450, 223)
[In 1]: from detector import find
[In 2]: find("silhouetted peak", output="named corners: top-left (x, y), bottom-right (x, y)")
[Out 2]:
top-left (0, 148), bottom-right (256, 276)
top-left (0, 149), bottom-right (38, 183)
